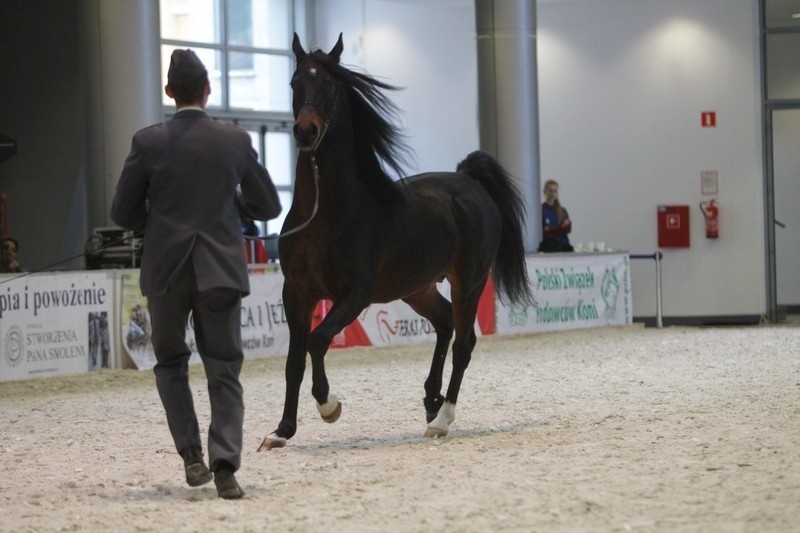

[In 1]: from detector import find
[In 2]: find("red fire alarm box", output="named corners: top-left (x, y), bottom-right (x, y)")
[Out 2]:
top-left (657, 205), bottom-right (690, 247)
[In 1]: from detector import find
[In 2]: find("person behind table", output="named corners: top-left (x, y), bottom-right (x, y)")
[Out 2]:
top-left (1, 236), bottom-right (22, 272)
top-left (110, 49), bottom-right (281, 499)
top-left (538, 179), bottom-right (574, 252)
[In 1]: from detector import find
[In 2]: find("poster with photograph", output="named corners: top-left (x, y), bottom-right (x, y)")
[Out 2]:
top-left (119, 266), bottom-right (290, 370)
top-left (0, 271), bottom-right (116, 382)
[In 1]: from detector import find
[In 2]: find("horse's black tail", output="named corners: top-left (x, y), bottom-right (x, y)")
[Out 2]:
top-left (457, 150), bottom-right (534, 307)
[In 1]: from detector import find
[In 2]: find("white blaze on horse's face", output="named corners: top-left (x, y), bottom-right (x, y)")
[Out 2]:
top-left (292, 61), bottom-right (338, 151)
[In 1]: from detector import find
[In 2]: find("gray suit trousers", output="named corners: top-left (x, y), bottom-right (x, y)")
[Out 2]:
top-left (147, 263), bottom-right (244, 472)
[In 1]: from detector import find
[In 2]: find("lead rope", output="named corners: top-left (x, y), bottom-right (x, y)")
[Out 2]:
top-left (245, 151), bottom-right (321, 243)
top-left (266, 153), bottom-right (320, 240)
top-left (252, 104), bottom-right (331, 242)
top-left (0, 232), bottom-right (143, 285)
top-left (3, 154), bottom-right (322, 285)
top-left (3, 117), bottom-right (328, 283)
top-left (249, 85), bottom-right (336, 243)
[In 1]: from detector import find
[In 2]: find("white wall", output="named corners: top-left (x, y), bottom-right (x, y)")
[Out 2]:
top-left (313, 0), bottom-right (767, 321)
top-left (537, 0), bottom-right (765, 319)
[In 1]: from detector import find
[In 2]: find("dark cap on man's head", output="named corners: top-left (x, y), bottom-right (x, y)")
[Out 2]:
top-left (167, 49), bottom-right (207, 86)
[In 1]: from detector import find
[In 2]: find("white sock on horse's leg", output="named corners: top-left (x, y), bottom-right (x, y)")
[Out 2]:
top-left (316, 393), bottom-right (340, 420)
top-left (426, 401), bottom-right (456, 437)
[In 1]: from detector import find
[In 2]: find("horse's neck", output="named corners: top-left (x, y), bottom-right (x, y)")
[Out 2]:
top-left (297, 144), bottom-right (365, 206)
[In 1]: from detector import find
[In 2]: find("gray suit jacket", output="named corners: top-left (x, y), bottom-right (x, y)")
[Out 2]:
top-left (110, 110), bottom-right (281, 297)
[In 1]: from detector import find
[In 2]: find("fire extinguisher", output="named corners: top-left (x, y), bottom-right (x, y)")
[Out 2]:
top-left (700, 199), bottom-right (719, 239)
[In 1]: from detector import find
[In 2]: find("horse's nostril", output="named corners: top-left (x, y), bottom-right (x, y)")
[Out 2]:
top-left (306, 124), bottom-right (318, 138)
top-left (293, 122), bottom-right (319, 147)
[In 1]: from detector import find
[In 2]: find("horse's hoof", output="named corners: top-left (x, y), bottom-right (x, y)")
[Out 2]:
top-left (424, 401), bottom-right (456, 439)
top-left (317, 394), bottom-right (341, 423)
top-left (322, 402), bottom-right (341, 423)
top-left (257, 433), bottom-right (286, 452)
top-left (425, 426), bottom-right (449, 438)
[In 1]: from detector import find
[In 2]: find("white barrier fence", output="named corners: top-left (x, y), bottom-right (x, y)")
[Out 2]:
top-left (0, 271), bottom-right (118, 381)
top-left (1, 252), bottom-right (631, 382)
top-left (496, 252), bottom-right (633, 334)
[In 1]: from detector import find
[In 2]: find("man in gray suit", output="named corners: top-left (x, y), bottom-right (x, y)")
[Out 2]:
top-left (111, 49), bottom-right (281, 499)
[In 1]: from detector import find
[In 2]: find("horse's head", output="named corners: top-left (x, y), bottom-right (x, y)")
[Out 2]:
top-left (291, 33), bottom-right (343, 151)
top-left (288, 33), bottom-right (411, 195)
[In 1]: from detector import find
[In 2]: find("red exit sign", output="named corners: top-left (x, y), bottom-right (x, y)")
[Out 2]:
top-left (701, 111), bottom-right (716, 127)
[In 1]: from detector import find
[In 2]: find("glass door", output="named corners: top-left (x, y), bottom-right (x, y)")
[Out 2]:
top-left (770, 108), bottom-right (800, 314)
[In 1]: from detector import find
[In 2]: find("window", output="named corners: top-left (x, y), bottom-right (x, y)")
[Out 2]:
top-left (239, 121), bottom-right (294, 235)
top-left (159, 0), bottom-right (304, 236)
top-left (765, 33), bottom-right (800, 100)
top-left (762, 0), bottom-right (800, 101)
top-left (764, 0), bottom-right (800, 29)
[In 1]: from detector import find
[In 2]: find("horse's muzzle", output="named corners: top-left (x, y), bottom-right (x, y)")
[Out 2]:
top-left (294, 106), bottom-right (323, 151)
top-left (293, 122), bottom-right (318, 151)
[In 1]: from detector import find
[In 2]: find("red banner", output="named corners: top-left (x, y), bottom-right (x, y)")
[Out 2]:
top-left (314, 278), bottom-right (496, 349)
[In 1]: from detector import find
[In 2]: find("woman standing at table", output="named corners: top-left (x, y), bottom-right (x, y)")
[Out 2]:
top-left (538, 180), bottom-right (573, 252)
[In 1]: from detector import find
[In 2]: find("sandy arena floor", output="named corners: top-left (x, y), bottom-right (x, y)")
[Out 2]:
top-left (1, 322), bottom-right (798, 532)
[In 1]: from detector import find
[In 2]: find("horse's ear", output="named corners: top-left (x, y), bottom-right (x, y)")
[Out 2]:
top-left (292, 33), bottom-right (306, 61)
top-left (328, 33), bottom-right (344, 63)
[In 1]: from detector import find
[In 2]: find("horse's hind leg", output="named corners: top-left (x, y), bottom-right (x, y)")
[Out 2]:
top-left (424, 280), bottom-right (483, 438)
top-left (403, 286), bottom-right (454, 423)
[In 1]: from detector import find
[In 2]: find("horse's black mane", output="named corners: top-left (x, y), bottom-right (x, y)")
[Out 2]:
top-left (307, 50), bottom-right (412, 205)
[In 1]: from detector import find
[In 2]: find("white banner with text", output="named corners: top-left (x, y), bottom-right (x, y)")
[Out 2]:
top-left (496, 253), bottom-right (632, 334)
top-left (0, 271), bottom-right (117, 382)
top-left (2, 252), bottom-right (631, 381)
top-left (119, 266), bottom-right (290, 370)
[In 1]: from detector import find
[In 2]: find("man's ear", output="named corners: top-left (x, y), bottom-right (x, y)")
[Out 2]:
top-left (165, 85), bottom-right (175, 99)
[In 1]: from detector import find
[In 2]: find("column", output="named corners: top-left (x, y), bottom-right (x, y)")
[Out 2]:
top-left (80, 0), bottom-right (161, 230)
top-left (475, 0), bottom-right (540, 252)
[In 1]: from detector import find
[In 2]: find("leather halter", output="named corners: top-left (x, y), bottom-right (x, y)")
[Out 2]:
top-left (298, 81), bottom-right (339, 153)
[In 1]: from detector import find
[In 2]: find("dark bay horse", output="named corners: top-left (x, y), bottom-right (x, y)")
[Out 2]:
top-left (258, 34), bottom-right (533, 451)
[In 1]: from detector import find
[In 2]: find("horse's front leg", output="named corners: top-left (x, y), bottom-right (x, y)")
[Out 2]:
top-left (306, 294), bottom-right (370, 425)
top-left (258, 289), bottom-right (313, 451)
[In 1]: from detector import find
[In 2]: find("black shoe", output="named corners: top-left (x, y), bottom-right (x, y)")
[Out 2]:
top-left (181, 447), bottom-right (213, 487)
top-left (214, 468), bottom-right (245, 499)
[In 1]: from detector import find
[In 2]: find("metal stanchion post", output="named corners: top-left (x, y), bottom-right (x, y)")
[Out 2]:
top-left (630, 251), bottom-right (665, 328)
top-left (655, 251), bottom-right (663, 328)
